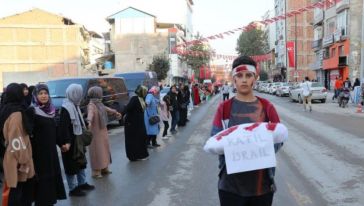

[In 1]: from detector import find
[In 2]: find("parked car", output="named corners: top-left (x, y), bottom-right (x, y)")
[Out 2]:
top-left (289, 82), bottom-right (328, 103)
top-left (276, 82), bottom-right (291, 97)
top-left (47, 77), bottom-right (129, 125)
top-left (268, 82), bottom-right (281, 95)
top-left (114, 71), bottom-right (158, 97)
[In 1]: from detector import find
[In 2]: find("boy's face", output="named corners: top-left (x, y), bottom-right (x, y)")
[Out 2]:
top-left (233, 71), bottom-right (257, 95)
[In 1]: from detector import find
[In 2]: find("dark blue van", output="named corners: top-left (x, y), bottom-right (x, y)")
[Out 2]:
top-left (47, 77), bottom-right (129, 125)
top-left (114, 71), bottom-right (158, 97)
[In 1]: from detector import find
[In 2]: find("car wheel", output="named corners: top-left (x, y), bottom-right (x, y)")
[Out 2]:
top-left (298, 95), bottom-right (303, 104)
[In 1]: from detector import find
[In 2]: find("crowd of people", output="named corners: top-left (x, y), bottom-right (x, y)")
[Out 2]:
top-left (0, 80), bottom-right (210, 205)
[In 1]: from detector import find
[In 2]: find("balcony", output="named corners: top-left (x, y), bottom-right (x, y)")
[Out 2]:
top-left (336, 0), bottom-right (350, 13)
top-left (311, 39), bottom-right (322, 50)
top-left (323, 34), bottom-right (334, 48)
top-left (313, 8), bottom-right (324, 25)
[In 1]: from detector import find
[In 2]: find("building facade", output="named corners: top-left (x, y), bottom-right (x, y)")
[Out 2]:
top-left (0, 8), bottom-right (91, 88)
top-left (275, 0), bottom-right (315, 82)
top-left (107, 2), bottom-right (194, 84)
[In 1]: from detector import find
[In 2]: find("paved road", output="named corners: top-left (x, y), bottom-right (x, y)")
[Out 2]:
top-left (53, 93), bottom-right (364, 206)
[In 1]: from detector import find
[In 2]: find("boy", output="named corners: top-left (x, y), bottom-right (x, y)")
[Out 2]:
top-left (210, 56), bottom-right (282, 206)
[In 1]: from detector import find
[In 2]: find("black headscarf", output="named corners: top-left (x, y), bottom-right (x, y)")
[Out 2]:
top-left (0, 83), bottom-right (32, 137)
top-left (20, 83), bottom-right (32, 107)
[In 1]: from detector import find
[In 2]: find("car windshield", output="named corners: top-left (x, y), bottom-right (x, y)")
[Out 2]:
top-left (47, 79), bottom-right (87, 98)
top-left (124, 78), bottom-right (144, 91)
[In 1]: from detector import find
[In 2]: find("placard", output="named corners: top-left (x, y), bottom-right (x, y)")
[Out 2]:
top-left (223, 131), bottom-right (276, 174)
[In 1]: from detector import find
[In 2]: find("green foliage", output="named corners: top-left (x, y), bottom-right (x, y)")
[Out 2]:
top-left (259, 70), bottom-right (269, 81)
top-left (149, 54), bottom-right (170, 81)
top-left (236, 28), bottom-right (269, 56)
top-left (184, 34), bottom-right (212, 72)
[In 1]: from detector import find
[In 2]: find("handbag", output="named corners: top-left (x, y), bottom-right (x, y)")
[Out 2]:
top-left (77, 107), bottom-right (93, 146)
top-left (146, 109), bottom-right (160, 125)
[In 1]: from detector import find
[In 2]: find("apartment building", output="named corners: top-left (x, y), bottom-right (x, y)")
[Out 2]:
top-left (107, 0), bottom-right (194, 83)
top-left (0, 8), bottom-right (91, 88)
top-left (275, 0), bottom-right (315, 82)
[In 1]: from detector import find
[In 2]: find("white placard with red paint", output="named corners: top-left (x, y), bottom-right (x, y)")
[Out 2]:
top-left (223, 129), bottom-right (276, 174)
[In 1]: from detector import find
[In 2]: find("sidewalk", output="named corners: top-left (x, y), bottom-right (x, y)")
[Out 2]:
top-left (313, 91), bottom-right (364, 118)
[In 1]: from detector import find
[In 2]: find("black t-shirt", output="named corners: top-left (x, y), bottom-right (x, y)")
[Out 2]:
top-left (218, 98), bottom-right (271, 197)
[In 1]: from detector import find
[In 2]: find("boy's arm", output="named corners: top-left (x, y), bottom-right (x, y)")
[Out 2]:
top-left (204, 103), bottom-right (224, 154)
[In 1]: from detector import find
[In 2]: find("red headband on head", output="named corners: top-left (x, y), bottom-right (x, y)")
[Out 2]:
top-left (232, 65), bottom-right (257, 76)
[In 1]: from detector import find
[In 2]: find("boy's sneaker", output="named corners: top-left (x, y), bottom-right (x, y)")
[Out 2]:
top-left (69, 187), bottom-right (86, 197)
top-left (78, 183), bottom-right (95, 191)
top-left (162, 136), bottom-right (169, 140)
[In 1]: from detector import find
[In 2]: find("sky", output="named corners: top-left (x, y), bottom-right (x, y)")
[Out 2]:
top-left (0, 0), bottom-right (274, 56)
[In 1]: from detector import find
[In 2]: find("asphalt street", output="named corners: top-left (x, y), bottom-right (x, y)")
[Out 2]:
top-left (52, 92), bottom-right (364, 206)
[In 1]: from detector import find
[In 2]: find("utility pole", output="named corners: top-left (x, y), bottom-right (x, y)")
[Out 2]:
top-left (285, 0), bottom-right (288, 82)
top-left (295, 13), bottom-right (298, 82)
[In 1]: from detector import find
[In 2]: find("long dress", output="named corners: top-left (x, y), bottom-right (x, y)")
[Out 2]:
top-left (144, 94), bottom-right (160, 136)
top-left (124, 96), bottom-right (149, 161)
top-left (60, 108), bottom-right (87, 175)
top-left (31, 108), bottom-right (66, 205)
top-left (87, 103), bottom-right (114, 170)
top-left (193, 86), bottom-right (201, 105)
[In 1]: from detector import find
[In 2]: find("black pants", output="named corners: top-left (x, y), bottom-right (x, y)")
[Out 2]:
top-left (218, 190), bottom-right (273, 206)
top-left (8, 179), bottom-right (34, 206)
top-left (147, 135), bottom-right (158, 145)
top-left (223, 93), bottom-right (229, 101)
top-left (163, 121), bottom-right (169, 137)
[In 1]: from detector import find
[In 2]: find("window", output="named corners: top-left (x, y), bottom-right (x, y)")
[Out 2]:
top-left (339, 45), bottom-right (344, 56)
top-left (324, 48), bottom-right (330, 59)
top-left (337, 10), bottom-right (348, 36)
top-left (331, 48), bottom-right (336, 58)
top-left (325, 17), bottom-right (336, 35)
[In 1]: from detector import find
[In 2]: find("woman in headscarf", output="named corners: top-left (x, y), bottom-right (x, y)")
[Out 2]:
top-left (178, 85), bottom-right (190, 127)
top-left (87, 86), bottom-right (121, 178)
top-left (29, 84), bottom-right (66, 205)
top-left (0, 83), bottom-right (34, 206)
top-left (145, 86), bottom-right (161, 148)
top-left (124, 85), bottom-right (149, 161)
top-left (59, 84), bottom-right (94, 197)
top-left (20, 83), bottom-right (31, 107)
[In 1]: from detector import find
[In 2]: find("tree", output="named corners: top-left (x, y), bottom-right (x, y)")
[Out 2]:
top-left (236, 28), bottom-right (269, 56)
top-left (149, 54), bottom-right (170, 81)
top-left (184, 34), bottom-right (212, 80)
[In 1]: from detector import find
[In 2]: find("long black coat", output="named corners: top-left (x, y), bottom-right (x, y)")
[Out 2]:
top-left (124, 96), bottom-right (149, 161)
top-left (31, 109), bottom-right (66, 205)
top-left (59, 108), bottom-right (87, 175)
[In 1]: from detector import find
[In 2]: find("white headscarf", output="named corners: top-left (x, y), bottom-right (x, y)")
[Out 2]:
top-left (62, 84), bottom-right (84, 135)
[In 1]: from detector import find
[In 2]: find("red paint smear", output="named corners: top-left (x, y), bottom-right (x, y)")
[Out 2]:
top-left (244, 122), bottom-right (262, 131)
top-left (266, 123), bottom-right (277, 131)
top-left (216, 125), bottom-right (239, 141)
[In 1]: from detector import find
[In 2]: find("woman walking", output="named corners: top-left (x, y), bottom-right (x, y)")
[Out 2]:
top-left (59, 84), bottom-right (94, 197)
top-left (87, 86), bottom-right (121, 178)
top-left (145, 86), bottom-right (161, 148)
top-left (160, 95), bottom-right (171, 140)
top-left (124, 85), bottom-right (149, 161)
top-left (0, 83), bottom-right (35, 206)
top-left (30, 84), bottom-right (66, 205)
top-left (178, 85), bottom-right (190, 127)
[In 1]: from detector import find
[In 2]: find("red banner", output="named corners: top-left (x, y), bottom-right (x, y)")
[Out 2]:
top-left (286, 41), bottom-right (295, 68)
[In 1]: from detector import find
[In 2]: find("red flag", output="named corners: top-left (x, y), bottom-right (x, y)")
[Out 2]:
top-left (287, 41), bottom-right (295, 67)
